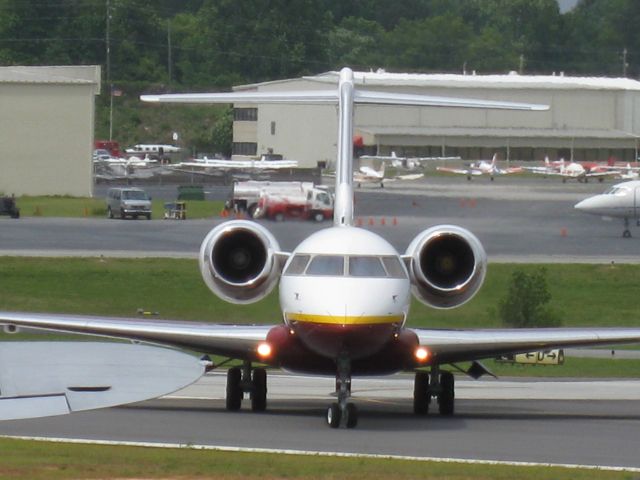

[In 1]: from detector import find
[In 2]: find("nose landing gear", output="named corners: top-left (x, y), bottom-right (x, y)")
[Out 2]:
top-left (327, 356), bottom-right (358, 428)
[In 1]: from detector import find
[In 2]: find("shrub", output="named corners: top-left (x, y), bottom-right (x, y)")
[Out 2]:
top-left (499, 267), bottom-right (561, 328)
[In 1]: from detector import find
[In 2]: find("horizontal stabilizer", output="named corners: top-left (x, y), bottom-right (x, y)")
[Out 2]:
top-left (0, 341), bottom-right (204, 421)
top-left (141, 91), bottom-right (339, 105)
top-left (142, 90), bottom-right (548, 111)
top-left (354, 90), bottom-right (548, 111)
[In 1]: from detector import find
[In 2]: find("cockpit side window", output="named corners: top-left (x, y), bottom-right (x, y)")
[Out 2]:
top-left (348, 256), bottom-right (387, 277)
top-left (605, 187), bottom-right (629, 196)
top-left (381, 256), bottom-right (407, 279)
top-left (305, 255), bottom-right (345, 276)
top-left (284, 254), bottom-right (311, 275)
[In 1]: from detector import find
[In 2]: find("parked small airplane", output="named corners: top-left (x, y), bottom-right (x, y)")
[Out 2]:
top-left (359, 152), bottom-right (459, 169)
top-left (330, 162), bottom-right (422, 188)
top-left (436, 154), bottom-right (522, 180)
top-left (173, 156), bottom-right (298, 171)
top-left (354, 162), bottom-right (385, 187)
top-left (616, 164), bottom-right (640, 180)
top-left (524, 157), bottom-right (617, 183)
top-left (574, 180), bottom-right (640, 237)
top-left (4, 68), bottom-right (640, 429)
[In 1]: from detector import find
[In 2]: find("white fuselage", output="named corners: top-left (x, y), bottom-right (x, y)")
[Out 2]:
top-left (279, 227), bottom-right (411, 359)
top-left (574, 180), bottom-right (640, 219)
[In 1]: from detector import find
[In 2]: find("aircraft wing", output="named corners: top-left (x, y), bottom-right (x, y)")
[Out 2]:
top-left (498, 167), bottom-right (523, 174)
top-left (521, 166), bottom-right (555, 174)
top-left (436, 166), bottom-right (470, 175)
top-left (0, 311), bottom-right (272, 361)
top-left (413, 327), bottom-right (640, 364)
top-left (585, 170), bottom-right (619, 178)
top-left (393, 173), bottom-right (425, 181)
top-left (0, 341), bottom-right (204, 421)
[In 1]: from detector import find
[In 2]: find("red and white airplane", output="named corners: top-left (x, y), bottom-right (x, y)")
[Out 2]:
top-left (524, 157), bottom-right (618, 183)
top-left (437, 154), bottom-right (522, 181)
top-left (3, 68), bottom-right (640, 429)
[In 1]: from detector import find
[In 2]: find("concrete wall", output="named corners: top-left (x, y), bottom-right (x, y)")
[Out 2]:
top-left (0, 67), bottom-right (98, 197)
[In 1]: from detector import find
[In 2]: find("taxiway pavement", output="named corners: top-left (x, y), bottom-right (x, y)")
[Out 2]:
top-left (2, 373), bottom-right (640, 469)
top-left (2, 177), bottom-right (640, 262)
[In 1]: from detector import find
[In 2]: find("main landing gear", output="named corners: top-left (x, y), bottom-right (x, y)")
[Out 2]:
top-left (226, 361), bottom-right (267, 412)
top-left (326, 356), bottom-right (358, 428)
top-left (413, 366), bottom-right (455, 416)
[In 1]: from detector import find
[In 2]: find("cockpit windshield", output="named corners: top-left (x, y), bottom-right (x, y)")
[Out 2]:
top-left (348, 256), bottom-right (387, 277)
top-left (604, 186), bottom-right (629, 196)
top-left (284, 254), bottom-right (407, 279)
top-left (306, 255), bottom-right (345, 276)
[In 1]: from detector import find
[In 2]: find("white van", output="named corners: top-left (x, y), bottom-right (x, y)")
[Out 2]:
top-left (106, 187), bottom-right (152, 220)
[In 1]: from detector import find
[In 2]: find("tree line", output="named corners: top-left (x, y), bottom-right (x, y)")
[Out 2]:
top-left (3, 0), bottom-right (640, 150)
top-left (2, 0), bottom-right (640, 90)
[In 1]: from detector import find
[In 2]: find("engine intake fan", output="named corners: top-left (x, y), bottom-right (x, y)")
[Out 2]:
top-left (405, 225), bottom-right (486, 309)
top-left (199, 220), bottom-right (283, 304)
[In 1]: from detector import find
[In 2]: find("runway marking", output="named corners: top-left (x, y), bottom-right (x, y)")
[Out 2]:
top-left (3, 435), bottom-right (640, 474)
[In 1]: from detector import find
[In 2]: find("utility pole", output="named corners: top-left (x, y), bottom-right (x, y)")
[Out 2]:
top-left (167, 19), bottom-right (172, 88)
top-left (622, 47), bottom-right (629, 77)
top-left (106, 0), bottom-right (113, 141)
top-left (519, 54), bottom-right (525, 74)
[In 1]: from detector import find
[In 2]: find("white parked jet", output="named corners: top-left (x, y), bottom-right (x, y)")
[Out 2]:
top-left (4, 68), bottom-right (640, 429)
top-left (125, 144), bottom-right (181, 154)
top-left (574, 180), bottom-right (640, 237)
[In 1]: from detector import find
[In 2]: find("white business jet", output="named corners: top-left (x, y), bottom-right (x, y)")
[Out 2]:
top-left (575, 180), bottom-right (640, 237)
top-left (4, 68), bottom-right (640, 429)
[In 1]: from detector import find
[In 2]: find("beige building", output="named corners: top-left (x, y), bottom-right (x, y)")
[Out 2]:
top-left (0, 66), bottom-right (100, 196)
top-left (232, 70), bottom-right (640, 168)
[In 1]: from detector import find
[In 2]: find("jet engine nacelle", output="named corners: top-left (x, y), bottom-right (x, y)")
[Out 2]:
top-left (405, 225), bottom-right (487, 309)
top-left (199, 220), bottom-right (283, 304)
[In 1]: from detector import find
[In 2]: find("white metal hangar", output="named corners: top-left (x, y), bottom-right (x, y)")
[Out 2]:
top-left (0, 66), bottom-right (100, 196)
top-left (231, 70), bottom-right (640, 168)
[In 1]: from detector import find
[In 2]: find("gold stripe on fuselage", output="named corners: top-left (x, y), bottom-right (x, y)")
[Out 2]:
top-left (285, 312), bottom-right (404, 326)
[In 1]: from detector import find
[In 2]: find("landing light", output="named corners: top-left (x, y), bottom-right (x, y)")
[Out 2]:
top-left (415, 346), bottom-right (430, 363)
top-left (257, 342), bottom-right (272, 358)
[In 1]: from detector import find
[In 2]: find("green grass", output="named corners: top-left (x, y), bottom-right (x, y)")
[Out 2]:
top-left (15, 196), bottom-right (106, 218)
top-left (0, 257), bottom-right (277, 322)
top-left (479, 357), bottom-right (640, 378)
top-left (0, 438), bottom-right (633, 480)
top-left (13, 196), bottom-right (224, 219)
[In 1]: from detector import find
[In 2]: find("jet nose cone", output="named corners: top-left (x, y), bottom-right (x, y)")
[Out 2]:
top-left (574, 199), bottom-right (588, 211)
top-left (574, 196), bottom-right (603, 215)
